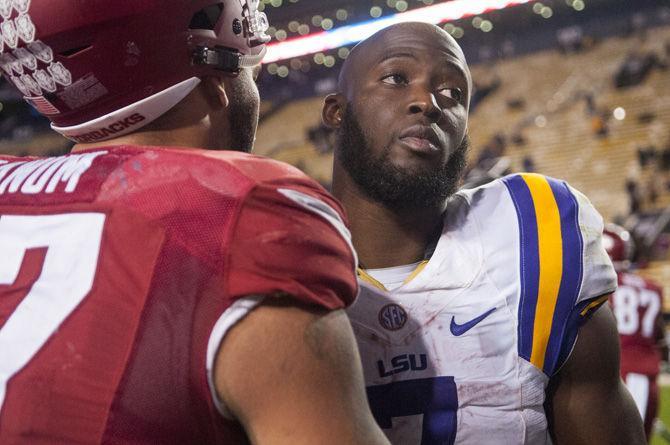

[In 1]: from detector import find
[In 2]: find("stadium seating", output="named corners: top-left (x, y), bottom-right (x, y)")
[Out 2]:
top-left (254, 27), bottom-right (670, 316)
top-left (256, 25), bottom-right (670, 223)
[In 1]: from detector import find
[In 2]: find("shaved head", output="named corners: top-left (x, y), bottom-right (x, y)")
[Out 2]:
top-left (325, 22), bottom-right (472, 210)
top-left (338, 22), bottom-right (472, 100)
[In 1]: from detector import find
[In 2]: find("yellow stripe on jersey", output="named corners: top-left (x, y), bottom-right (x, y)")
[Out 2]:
top-left (580, 294), bottom-right (610, 317)
top-left (403, 260), bottom-right (429, 285)
top-left (505, 173), bottom-right (587, 375)
top-left (522, 174), bottom-right (564, 371)
top-left (357, 268), bottom-right (388, 291)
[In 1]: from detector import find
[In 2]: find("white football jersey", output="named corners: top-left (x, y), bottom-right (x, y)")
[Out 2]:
top-left (347, 173), bottom-right (617, 445)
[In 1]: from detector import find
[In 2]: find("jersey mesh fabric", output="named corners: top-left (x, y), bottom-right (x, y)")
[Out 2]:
top-left (0, 147), bottom-right (357, 445)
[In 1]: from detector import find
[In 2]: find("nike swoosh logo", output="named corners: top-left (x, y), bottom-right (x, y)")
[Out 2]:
top-left (450, 308), bottom-right (497, 336)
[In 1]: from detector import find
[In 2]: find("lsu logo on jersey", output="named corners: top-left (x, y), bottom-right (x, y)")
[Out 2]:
top-left (378, 354), bottom-right (428, 378)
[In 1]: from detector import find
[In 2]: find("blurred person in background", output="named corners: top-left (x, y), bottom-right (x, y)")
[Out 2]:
top-left (322, 21), bottom-right (645, 444)
top-left (0, 1), bottom-right (389, 444)
top-left (606, 224), bottom-right (668, 443)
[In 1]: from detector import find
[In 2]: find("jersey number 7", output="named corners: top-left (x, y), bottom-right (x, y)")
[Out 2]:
top-left (366, 376), bottom-right (458, 445)
top-left (0, 213), bottom-right (105, 413)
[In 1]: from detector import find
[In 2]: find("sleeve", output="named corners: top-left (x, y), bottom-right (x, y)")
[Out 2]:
top-left (225, 179), bottom-right (359, 310)
top-left (553, 182), bottom-right (617, 374)
top-left (205, 171), bottom-right (359, 422)
top-left (503, 173), bottom-right (616, 375)
top-left (570, 186), bottom-right (618, 308)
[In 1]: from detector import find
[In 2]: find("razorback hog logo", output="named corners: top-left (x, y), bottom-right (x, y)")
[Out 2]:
top-left (0, 0), bottom-right (12, 19)
top-left (20, 72), bottom-right (40, 95)
top-left (48, 62), bottom-right (71, 86)
top-left (72, 114), bottom-right (147, 143)
top-left (10, 74), bottom-right (28, 95)
top-left (6, 53), bottom-right (23, 74)
top-left (1, 19), bottom-right (18, 49)
top-left (15, 14), bottom-right (35, 44)
top-left (28, 40), bottom-right (52, 63)
top-left (13, 47), bottom-right (36, 70)
top-left (13, 0), bottom-right (31, 15)
top-left (0, 53), bottom-right (15, 75)
top-left (33, 68), bottom-right (56, 92)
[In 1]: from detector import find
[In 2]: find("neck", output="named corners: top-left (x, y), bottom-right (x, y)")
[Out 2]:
top-left (70, 124), bottom-right (215, 153)
top-left (71, 85), bottom-right (229, 153)
top-left (333, 164), bottom-right (445, 269)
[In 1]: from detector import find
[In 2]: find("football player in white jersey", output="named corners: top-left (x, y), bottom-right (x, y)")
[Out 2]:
top-left (322, 22), bottom-right (645, 444)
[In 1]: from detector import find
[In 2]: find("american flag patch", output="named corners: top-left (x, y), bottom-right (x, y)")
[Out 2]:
top-left (25, 95), bottom-right (60, 115)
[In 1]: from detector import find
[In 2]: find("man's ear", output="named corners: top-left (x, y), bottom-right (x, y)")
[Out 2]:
top-left (205, 76), bottom-right (230, 108)
top-left (322, 93), bottom-right (345, 129)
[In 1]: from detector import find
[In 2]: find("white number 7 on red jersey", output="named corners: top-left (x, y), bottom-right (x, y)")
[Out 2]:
top-left (0, 213), bottom-right (105, 412)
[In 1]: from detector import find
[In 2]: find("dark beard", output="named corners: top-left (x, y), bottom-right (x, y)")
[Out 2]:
top-left (336, 108), bottom-right (469, 211)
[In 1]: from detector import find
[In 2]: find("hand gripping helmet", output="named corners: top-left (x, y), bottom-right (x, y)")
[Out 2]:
top-left (0, 0), bottom-right (270, 143)
top-left (602, 223), bottom-right (635, 270)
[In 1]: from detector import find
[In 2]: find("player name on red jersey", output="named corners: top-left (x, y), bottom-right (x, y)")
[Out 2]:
top-left (0, 151), bottom-right (106, 196)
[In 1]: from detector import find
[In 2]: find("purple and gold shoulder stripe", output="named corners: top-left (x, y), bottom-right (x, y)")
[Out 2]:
top-left (503, 173), bottom-right (606, 376)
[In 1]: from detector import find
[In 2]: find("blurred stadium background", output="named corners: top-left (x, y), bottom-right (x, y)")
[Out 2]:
top-left (3, 0), bottom-right (670, 441)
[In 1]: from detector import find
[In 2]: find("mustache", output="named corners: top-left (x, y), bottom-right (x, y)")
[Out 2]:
top-left (335, 107), bottom-right (470, 210)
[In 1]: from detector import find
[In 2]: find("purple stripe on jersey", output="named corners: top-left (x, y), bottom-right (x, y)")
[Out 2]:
top-left (543, 178), bottom-right (584, 375)
top-left (503, 175), bottom-right (540, 363)
top-left (556, 295), bottom-right (605, 375)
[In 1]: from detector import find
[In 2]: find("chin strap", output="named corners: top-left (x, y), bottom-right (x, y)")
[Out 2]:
top-left (239, 47), bottom-right (267, 67)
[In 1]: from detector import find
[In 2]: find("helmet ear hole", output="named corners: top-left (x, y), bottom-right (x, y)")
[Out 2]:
top-left (189, 4), bottom-right (224, 31)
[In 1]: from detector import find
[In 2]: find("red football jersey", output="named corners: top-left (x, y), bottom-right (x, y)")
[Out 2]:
top-left (610, 271), bottom-right (664, 377)
top-left (0, 146), bottom-right (358, 444)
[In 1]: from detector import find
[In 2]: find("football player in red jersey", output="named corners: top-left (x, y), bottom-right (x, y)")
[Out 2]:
top-left (605, 224), bottom-right (668, 442)
top-left (0, 2), bottom-right (390, 445)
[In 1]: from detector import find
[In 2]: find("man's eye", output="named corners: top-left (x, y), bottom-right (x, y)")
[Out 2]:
top-left (381, 74), bottom-right (407, 85)
top-left (439, 87), bottom-right (463, 102)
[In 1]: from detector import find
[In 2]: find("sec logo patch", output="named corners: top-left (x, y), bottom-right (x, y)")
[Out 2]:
top-left (378, 304), bottom-right (407, 331)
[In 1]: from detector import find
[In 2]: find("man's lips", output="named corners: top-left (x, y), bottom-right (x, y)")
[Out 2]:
top-left (398, 125), bottom-right (443, 153)
top-left (399, 136), bottom-right (438, 151)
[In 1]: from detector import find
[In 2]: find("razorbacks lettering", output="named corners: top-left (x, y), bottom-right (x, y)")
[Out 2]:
top-left (70, 113), bottom-right (146, 143)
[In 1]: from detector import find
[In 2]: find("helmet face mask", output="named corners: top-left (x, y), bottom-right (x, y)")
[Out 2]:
top-left (0, 0), bottom-right (271, 143)
top-left (243, 0), bottom-right (271, 47)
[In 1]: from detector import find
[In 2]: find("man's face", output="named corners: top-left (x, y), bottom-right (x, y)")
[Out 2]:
top-left (337, 104), bottom-right (468, 209)
top-left (225, 66), bottom-right (260, 153)
top-left (334, 24), bottom-right (471, 209)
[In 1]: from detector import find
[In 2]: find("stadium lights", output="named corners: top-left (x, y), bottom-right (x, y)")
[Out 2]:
top-left (264, 0), bottom-right (538, 63)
